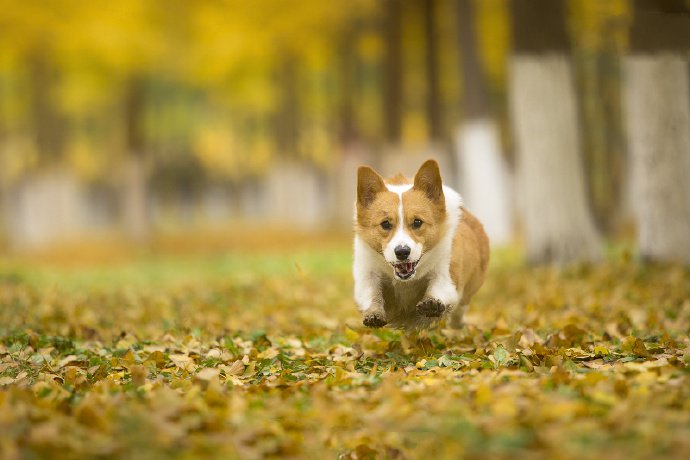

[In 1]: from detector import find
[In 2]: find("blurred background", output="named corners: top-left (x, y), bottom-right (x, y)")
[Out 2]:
top-left (0, 0), bottom-right (688, 265)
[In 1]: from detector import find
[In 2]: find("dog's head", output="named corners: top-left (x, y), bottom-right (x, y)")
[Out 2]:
top-left (356, 159), bottom-right (447, 281)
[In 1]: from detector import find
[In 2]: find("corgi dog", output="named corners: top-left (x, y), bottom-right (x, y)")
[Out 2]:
top-left (353, 159), bottom-right (489, 330)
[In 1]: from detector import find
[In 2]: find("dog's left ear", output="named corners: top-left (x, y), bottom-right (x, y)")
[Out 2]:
top-left (413, 159), bottom-right (444, 203)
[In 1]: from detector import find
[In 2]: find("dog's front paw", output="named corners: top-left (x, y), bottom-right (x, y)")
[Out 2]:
top-left (416, 298), bottom-right (447, 318)
top-left (363, 309), bottom-right (388, 328)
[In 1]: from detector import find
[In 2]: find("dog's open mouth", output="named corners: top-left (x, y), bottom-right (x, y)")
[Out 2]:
top-left (393, 261), bottom-right (418, 280)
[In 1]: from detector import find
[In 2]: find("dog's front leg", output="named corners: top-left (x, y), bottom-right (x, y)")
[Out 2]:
top-left (354, 271), bottom-right (387, 328)
top-left (416, 272), bottom-right (459, 318)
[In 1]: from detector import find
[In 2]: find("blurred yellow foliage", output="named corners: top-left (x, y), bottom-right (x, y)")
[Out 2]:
top-left (300, 126), bottom-right (334, 168)
top-left (66, 137), bottom-right (104, 180)
top-left (247, 137), bottom-right (273, 174)
top-left (0, 138), bottom-right (39, 181)
top-left (476, 0), bottom-right (509, 85)
top-left (0, 0), bottom-right (644, 182)
top-left (55, 71), bottom-right (112, 117)
top-left (194, 124), bottom-right (239, 179)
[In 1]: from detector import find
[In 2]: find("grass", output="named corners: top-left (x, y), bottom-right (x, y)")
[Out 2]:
top-left (0, 236), bottom-right (689, 459)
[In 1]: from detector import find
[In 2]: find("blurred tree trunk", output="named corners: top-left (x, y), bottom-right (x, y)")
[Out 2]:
top-left (457, 0), bottom-right (489, 121)
top-left (510, 0), bottom-right (602, 264)
top-left (625, 0), bottom-right (690, 264)
top-left (274, 57), bottom-right (300, 156)
top-left (28, 52), bottom-right (65, 163)
top-left (337, 24), bottom-right (359, 147)
top-left (422, 0), bottom-right (442, 141)
top-left (122, 77), bottom-right (151, 245)
top-left (382, 0), bottom-right (403, 144)
top-left (0, 97), bottom-right (7, 248)
top-left (334, 23), bottom-right (365, 224)
top-left (455, 0), bottom-right (513, 245)
top-left (576, 49), bottom-right (626, 234)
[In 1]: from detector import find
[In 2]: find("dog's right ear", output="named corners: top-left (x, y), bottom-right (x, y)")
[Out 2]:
top-left (357, 166), bottom-right (386, 207)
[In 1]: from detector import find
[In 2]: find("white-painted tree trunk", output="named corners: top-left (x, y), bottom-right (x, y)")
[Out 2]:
top-left (510, 55), bottom-right (602, 264)
top-left (332, 146), bottom-right (373, 225)
top-left (455, 119), bottom-right (513, 245)
top-left (5, 169), bottom-right (82, 249)
top-left (624, 55), bottom-right (690, 264)
top-left (264, 161), bottom-right (325, 228)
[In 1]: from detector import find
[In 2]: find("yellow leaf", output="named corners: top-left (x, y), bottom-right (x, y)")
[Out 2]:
top-left (196, 367), bottom-right (220, 382)
top-left (145, 351), bottom-right (166, 369)
top-left (64, 367), bottom-right (78, 385)
top-left (223, 360), bottom-right (245, 376)
top-left (206, 349), bottom-right (222, 359)
top-left (121, 349), bottom-right (137, 365)
top-left (632, 339), bottom-right (651, 358)
top-left (130, 365), bottom-right (147, 387)
top-left (58, 355), bottom-right (79, 368)
top-left (169, 354), bottom-right (196, 371)
top-left (593, 346), bottom-right (610, 356)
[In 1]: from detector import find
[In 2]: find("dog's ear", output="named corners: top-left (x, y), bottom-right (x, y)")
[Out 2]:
top-left (357, 166), bottom-right (386, 207)
top-left (413, 159), bottom-right (444, 203)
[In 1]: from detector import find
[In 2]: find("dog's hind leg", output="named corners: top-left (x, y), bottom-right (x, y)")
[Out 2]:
top-left (448, 304), bottom-right (467, 329)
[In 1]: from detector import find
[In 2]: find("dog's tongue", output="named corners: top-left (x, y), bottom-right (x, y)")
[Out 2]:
top-left (398, 262), bottom-right (414, 274)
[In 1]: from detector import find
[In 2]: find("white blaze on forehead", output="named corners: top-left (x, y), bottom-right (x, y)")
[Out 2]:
top-left (384, 183), bottom-right (422, 266)
top-left (385, 185), bottom-right (412, 235)
top-left (385, 184), bottom-right (413, 195)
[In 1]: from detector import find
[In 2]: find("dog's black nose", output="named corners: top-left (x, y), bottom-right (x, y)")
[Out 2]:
top-left (394, 245), bottom-right (411, 260)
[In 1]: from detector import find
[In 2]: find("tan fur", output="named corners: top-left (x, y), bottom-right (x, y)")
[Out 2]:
top-left (401, 189), bottom-right (446, 252)
top-left (386, 173), bottom-right (411, 186)
top-left (451, 208), bottom-right (490, 305)
top-left (356, 190), bottom-right (399, 254)
top-left (413, 160), bottom-right (444, 203)
top-left (356, 166), bottom-right (386, 207)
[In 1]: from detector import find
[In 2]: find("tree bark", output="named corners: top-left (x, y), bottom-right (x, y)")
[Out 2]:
top-left (337, 24), bottom-right (359, 146)
top-left (0, 104), bottom-right (7, 249)
top-left (28, 53), bottom-right (65, 162)
top-left (122, 77), bottom-right (151, 245)
top-left (382, 0), bottom-right (403, 144)
top-left (456, 0), bottom-right (489, 120)
top-left (629, 0), bottom-right (690, 53)
top-left (625, 1), bottom-right (690, 264)
top-left (422, 0), bottom-right (442, 141)
top-left (510, 0), bottom-right (602, 264)
top-left (511, 57), bottom-right (602, 264)
top-left (274, 57), bottom-right (300, 157)
top-left (576, 51), bottom-right (626, 234)
top-left (455, 0), bottom-right (513, 245)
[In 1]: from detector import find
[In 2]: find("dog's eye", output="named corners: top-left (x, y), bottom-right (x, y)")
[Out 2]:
top-left (380, 220), bottom-right (392, 230)
top-left (412, 219), bottom-right (423, 229)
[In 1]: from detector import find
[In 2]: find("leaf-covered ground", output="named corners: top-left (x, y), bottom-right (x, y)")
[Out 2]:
top-left (1, 241), bottom-right (689, 459)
